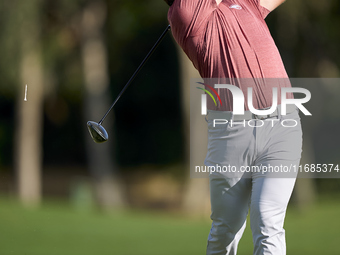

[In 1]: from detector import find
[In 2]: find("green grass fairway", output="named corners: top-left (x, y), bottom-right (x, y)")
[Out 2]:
top-left (0, 197), bottom-right (339, 255)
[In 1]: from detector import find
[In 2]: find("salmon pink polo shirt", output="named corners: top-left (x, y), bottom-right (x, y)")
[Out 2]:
top-left (168, 0), bottom-right (292, 111)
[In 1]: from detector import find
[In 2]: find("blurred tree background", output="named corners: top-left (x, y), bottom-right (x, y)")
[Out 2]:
top-left (0, 0), bottom-right (339, 211)
top-left (0, 1), bottom-right (340, 254)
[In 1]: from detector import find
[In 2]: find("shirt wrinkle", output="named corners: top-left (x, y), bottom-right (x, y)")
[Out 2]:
top-left (168, 0), bottom-right (292, 111)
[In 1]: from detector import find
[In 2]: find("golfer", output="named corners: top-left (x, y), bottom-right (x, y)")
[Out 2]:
top-left (165, 0), bottom-right (303, 255)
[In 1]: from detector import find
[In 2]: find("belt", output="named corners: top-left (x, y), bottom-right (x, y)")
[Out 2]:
top-left (207, 105), bottom-right (297, 121)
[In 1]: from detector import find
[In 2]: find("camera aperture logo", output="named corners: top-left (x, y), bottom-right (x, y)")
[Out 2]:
top-left (196, 82), bottom-right (222, 108)
top-left (196, 82), bottom-right (312, 128)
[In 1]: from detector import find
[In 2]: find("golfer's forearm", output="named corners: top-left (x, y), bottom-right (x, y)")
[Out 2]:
top-left (260, 0), bottom-right (286, 11)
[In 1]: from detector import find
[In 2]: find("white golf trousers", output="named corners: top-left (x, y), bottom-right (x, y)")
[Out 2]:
top-left (205, 109), bottom-right (302, 255)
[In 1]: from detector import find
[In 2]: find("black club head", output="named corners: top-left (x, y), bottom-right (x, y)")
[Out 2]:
top-left (87, 121), bottom-right (108, 143)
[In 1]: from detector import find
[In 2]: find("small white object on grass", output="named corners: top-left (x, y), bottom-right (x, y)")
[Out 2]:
top-left (24, 84), bottom-right (27, 101)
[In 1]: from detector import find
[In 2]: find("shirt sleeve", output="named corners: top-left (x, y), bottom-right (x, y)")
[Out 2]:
top-left (168, 0), bottom-right (216, 41)
top-left (247, 0), bottom-right (271, 19)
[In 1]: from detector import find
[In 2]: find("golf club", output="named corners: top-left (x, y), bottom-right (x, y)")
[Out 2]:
top-left (87, 25), bottom-right (171, 143)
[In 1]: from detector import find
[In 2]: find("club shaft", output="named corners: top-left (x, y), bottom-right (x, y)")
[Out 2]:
top-left (98, 25), bottom-right (171, 125)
